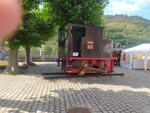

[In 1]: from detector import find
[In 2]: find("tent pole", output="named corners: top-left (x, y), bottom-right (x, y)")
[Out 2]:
top-left (129, 53), bottom-right (133, 69)
top-left (144, 53), bottom-right (148, 71)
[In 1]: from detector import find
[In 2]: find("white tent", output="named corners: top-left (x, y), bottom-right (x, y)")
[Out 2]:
top-left (120, 44), bottom-right (150, 71)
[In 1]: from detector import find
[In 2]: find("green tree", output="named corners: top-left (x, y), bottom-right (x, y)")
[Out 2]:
top-left (4, 0), bottom-right (57, 74)
top-left (23, 5), bottom-right (57, 66)
top-left (47, 0), bottom-right (108, 26)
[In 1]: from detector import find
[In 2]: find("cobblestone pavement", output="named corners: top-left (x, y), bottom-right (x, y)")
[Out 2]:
top-left (0, 62), bottom-right (150, 113)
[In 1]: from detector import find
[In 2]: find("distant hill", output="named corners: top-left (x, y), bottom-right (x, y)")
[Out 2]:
top-left (104, 14), bottom-right (150, 27)
top-left (103, 14), bottom-right (150, 47)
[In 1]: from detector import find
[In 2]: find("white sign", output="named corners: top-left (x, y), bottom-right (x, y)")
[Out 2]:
top-left (73, 52), bottom-right (79, 56)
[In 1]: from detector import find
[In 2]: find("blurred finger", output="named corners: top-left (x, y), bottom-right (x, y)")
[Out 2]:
top-left (0, 0), bottom-right (22, 41)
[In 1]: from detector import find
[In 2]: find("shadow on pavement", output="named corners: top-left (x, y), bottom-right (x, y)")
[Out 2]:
top-left (0, 88), bottom-right (149, 113)
top-left (0, 66), bottom-right (28, 70)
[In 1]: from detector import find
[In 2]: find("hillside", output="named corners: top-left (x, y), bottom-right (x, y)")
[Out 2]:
top-left (103, 15), bottom-right (150, 47)
top-left (104, 15), bottom-right (150, 26)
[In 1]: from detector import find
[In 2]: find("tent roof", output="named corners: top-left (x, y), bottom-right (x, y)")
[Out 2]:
top-left (122, 44), bottom-right (150, 53)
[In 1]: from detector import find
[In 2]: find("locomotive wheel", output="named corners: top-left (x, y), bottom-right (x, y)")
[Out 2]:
top-left (78, 71), bottom-right (85, 76)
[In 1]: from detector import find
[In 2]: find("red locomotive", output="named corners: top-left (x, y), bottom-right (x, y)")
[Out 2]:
top-left (113, 48), bottom-right (122, 65)
top-left (112, 43), bottom-right (125, 65)
top-left (57, 23), bottom-right (117, 75)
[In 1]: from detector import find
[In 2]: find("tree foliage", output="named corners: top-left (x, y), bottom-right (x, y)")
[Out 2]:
top-left (5, 0), bottom-right (57, 74)
top-left (46, 0), bottom-right (108, 26)
top-left (10, 0), bottom-right (57, 48)
top-left (32, 47), bottom-right (40, 55)
top-left (44, 44), bottom-right (53, 55)
top-left (44, 37), bottom-right (58, 55)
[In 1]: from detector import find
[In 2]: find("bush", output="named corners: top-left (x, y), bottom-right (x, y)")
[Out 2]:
top-left (32, 47), bottom-right (40, 55)
top-left (44, 45), bottom-right (53, 55)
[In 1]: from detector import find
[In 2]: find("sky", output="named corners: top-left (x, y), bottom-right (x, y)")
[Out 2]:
top-left (104, 0), bottom-right (150, 20)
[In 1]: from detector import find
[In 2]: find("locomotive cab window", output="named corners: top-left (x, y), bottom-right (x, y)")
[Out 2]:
top-left (71, 26), bottom-right (86, 57)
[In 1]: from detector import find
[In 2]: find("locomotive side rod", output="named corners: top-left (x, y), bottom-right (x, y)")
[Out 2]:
top-left (42, 73), bottom-right (124, 79)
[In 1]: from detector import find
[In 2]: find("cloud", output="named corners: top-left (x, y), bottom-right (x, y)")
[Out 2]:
top-left (105, 0), bottom-right (150, 15)
top-left (124, 0), bottom-right (150, 7)
top-left (110, 1), bottom-right (139, 14)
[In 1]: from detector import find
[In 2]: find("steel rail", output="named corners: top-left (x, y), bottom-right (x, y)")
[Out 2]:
top-left (42, 73), bottom-right (124, 79)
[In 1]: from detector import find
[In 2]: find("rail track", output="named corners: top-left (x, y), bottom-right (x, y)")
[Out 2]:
top-left (42, 72), bottom-right (124, 79)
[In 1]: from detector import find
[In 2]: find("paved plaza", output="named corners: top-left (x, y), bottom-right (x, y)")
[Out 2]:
top-left (0, 62), bottom-right (150, 113)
